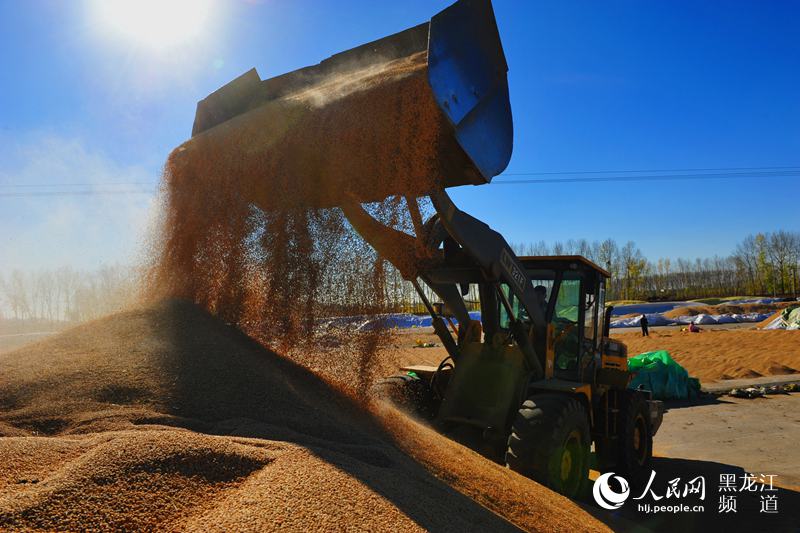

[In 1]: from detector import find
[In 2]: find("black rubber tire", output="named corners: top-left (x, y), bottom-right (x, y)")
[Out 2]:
top-left (596, 391), bottom-right (653, 483)
top-left (593, 437), bottom-right (614, 473)
top-left (506, 394), bottom-right (591, 499)
top-left (371, 374), bottom-right (435, 418)
top-left (616, 391), bottom-right (653, 481)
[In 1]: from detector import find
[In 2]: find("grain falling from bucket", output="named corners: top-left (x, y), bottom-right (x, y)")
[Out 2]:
top-left (144, 52), bottom-right (453, 393)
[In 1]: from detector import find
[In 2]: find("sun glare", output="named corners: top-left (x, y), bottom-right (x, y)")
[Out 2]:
top-left (91, 0), bottom-right (213, 49)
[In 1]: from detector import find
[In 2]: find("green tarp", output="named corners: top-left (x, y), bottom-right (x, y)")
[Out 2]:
top-left (628, 350), bottom-right (701, 400)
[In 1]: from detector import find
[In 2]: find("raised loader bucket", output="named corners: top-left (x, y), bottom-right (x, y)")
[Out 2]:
top-left (175, 0), bottom-right (512, 210)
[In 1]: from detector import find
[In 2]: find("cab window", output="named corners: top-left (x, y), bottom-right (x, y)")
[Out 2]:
top-left (553, 277), bottom-right (581, 371)
top-left (498, 270), bottom-right (555, 329)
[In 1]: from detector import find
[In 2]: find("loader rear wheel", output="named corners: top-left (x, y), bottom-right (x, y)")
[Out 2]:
top-left (371, 374), bottom-right (435, 419)
top-left (506, 394), bottom-right (590, 499)
top-left (595, 391), bottom-right (652, 483)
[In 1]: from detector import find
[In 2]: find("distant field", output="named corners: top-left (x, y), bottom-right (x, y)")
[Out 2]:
top-left (606, 300), bottom-right (647, 306)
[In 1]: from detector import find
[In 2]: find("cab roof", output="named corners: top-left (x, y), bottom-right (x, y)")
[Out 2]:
top-left (518, 255), bottom-right (611, 279)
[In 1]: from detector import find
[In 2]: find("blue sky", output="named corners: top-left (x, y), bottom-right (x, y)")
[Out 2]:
top-left (1, 0), bottom-right (798, 272)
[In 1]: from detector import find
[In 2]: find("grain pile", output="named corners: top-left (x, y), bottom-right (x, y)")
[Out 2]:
top-left (662, 301), bottom-right (796, 319)
top-left (390, 326), bottom-right (800, 384)
top-left (613, 329), bottom-right (800, 381)
top-left (0, 301), bottom-right (608, 531)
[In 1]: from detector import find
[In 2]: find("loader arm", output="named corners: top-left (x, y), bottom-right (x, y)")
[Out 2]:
top-left (430, 189), bottom-right (545, 331)
top-left (340, 199), bottom-right (470, 362)
top-left (341, 188), bottom-right (545, 378)
top-left (429, 189), bottom-right (546, 377)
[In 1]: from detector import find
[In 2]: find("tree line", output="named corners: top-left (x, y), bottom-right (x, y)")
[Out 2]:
top-left (511, 230), bottom-right (800, 301)
top-left (3, 230), bottom-right (798, 325)
top-left (0, 265), bottom-right (137, 325)
top-left (363, 230), bottom-right (800, 313)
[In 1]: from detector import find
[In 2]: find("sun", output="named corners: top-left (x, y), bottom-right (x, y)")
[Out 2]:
top-left (91, 0), bottom-right (214, 49)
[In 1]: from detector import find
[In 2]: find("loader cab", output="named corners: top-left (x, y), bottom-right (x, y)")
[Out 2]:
top-left (498, 256), bottom-right (609, 382)
top-left (377, 252), bottom-right (660, 501)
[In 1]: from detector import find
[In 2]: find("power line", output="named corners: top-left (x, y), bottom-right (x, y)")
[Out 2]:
top-left (2, 166), bottom-right (798, 197)
top-left (492, 170), bottom-right (798, 185)
top-left (500, 165), bottom-right (800, 176)
top-left (0, 190), bottom-right (155, 197)
top-left (0, 182), bottom-right (156, 188)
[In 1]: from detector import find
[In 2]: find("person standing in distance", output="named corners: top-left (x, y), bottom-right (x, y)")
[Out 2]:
top-left (640, 314), bottom-right (649, 337)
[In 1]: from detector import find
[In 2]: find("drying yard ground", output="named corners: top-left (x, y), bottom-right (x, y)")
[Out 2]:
top-left (654, 395), bottom-right (800, 490)
top-left (595, 394), bottom-right (800, 532)
top-left (1, 304), bottom-right (798, 531)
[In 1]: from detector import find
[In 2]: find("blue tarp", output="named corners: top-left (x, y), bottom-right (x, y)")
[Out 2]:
top-left (610, 312), bottom-right (770, 328)
top-left (611, 302), bottom-right (701, 316)
top-left (319, 311), bottom-right (482, 331)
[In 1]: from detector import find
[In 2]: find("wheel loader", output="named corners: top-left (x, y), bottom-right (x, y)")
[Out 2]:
top-left (182, 0), bottom-right (664, 499)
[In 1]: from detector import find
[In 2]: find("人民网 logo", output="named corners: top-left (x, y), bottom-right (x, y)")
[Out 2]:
top-left (593, 472), bottom-right (630, 510)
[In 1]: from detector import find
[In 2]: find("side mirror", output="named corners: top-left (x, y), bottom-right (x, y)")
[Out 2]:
top-left (603, 305), bottom-right (614, 338)
top-left (459, 283), bottom-right (470, 296)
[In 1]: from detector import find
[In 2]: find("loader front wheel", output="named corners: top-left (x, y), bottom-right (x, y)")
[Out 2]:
top-left (595, 391), bottom-right (652, 484)
top-left (506, 394), bottom-right (590, 499)
top-left (371, 374), bottom-right (435, 419)
top-left (616, 391), bottom-right (653, 480)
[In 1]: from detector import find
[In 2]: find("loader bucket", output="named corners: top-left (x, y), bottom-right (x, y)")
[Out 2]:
top-left (176, 0), bottom-right (512, 210)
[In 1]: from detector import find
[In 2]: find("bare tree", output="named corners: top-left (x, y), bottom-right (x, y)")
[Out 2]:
top-left (768, 230), bottom-right (794, 296)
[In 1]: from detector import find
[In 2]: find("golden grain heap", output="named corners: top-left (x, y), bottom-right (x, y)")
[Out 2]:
top-left (0, 301), bottom-right (609, 532)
